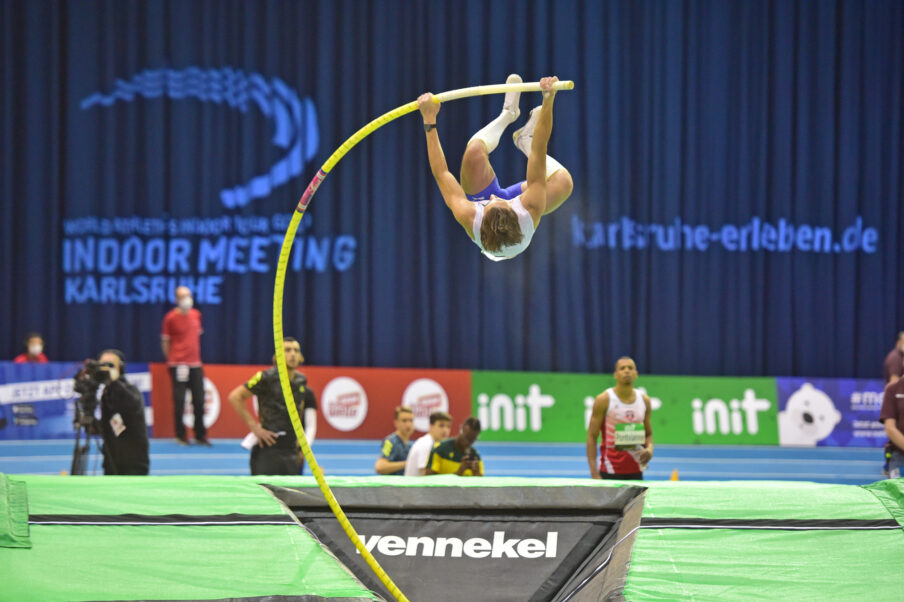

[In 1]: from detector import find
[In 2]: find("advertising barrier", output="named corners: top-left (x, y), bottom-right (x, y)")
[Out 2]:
top-left (776, 377), bottom-right (887, 447)
top-left (638, 376), bottom-right (779, 445)
top-left (471, 371), bottom-right (601, 443)
top-left (472, 372), bottom-right (780, 445)
top-left (3, 360), bottom-right (885, 448)
top-left (0, 361), bottom-right (153, 440)
top-left (150, 363), bottom-right (472, 439)
top-left (471, 371), bottom-right (886, 447)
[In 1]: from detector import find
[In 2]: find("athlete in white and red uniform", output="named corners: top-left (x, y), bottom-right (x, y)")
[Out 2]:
top-left (586, 357), bottom-right (654, 480)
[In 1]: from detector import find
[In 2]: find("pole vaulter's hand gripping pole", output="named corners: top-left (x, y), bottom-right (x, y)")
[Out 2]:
top-left (271, 79), bottom-right (574, 602)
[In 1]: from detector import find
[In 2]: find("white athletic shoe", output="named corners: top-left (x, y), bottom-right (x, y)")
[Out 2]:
top-left (513, 105), bottom-right (541, 154)
top-left (502, 73), bottom-right (522, 121)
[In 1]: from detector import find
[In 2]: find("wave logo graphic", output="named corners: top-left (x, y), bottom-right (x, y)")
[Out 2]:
top-left (80, 66), bottom-right (319, 209)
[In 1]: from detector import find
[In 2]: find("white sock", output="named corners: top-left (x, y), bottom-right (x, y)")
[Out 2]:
top-left (543, 155), bottom-right (565, 179)
top-left (515, 141), bottom-right (566, 179)
top-left (468, 111), bottom-right (518, 154)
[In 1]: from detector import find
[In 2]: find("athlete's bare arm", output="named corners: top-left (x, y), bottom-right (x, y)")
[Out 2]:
top-left (227, 384), bottom-right (278, 446)
top-left (374, 456), bottom-right (407, 475)
top-left (520, 76), bottom-right (558, 224)
top-left (586, 391), bottom-right (609, 479)
top-left (418, 93), bottom-right (476, 236)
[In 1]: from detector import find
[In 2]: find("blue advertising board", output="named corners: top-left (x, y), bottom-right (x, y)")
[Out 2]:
top-left (776, 377), bottom-right (886, 448)
top-left (0, 362), bottom-right (152, 440)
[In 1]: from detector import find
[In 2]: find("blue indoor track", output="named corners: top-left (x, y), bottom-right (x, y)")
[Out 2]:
top-left (0, 439), bottom-right (886, 485)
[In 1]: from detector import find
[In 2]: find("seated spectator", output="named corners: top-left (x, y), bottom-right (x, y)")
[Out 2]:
top-left (426, 417), bottom-right (484, 476)
top-left (14, 332), bottom-right (48, 363)
top-left (374, 406), bottom-right (414, 475)
top-left (404, 411), bottom-right (453, 476)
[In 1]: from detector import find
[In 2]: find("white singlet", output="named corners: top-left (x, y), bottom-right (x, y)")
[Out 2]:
top-left (601, 387), bottom-right (648, 474)
top-left (470, 196), bottom-right (536, 261)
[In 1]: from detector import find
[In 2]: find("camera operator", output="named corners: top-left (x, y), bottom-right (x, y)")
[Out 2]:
top-left (77, 350), bottom-right (149, 475)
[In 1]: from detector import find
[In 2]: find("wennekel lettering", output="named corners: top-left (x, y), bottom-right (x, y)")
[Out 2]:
top-left (357, 531), bottom-right (558, 559)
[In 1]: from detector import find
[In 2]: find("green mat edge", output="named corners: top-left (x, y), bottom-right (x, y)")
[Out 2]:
top-left (0, 474), bottom-right (31, 548)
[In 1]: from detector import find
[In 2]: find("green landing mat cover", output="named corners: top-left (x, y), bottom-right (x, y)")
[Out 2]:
top-left (0, 474), bottom-right (378, 601)
top-left (0, 474), bottom-right (30, 548)
top-left (1, 474), bottom-right (902, 601)
top-left (625, 479), bottom-right (904, 601)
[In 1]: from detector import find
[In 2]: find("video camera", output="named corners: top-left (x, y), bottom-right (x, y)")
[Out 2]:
top-left (72, 359), bottom-right (116, 425)
top-left (73, 359), bottom-right (115, 395)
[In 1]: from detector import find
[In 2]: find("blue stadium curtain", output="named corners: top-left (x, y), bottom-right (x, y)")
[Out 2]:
top-left (2, 0), bottom-right (902, 378)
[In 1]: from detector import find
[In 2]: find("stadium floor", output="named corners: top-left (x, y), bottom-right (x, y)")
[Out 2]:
top-left (0, 439), bottom-right (887, 485)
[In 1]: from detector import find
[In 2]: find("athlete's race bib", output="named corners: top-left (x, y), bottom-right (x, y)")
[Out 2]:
top-left (614, 422), bottom-right (645, 449)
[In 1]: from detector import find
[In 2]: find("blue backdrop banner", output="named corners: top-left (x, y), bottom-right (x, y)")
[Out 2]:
top-left (2, 0), bottom-right (902, 378)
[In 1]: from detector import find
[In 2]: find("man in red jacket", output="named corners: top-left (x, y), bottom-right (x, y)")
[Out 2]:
top-left (161, 286), bottom-right (209, 446)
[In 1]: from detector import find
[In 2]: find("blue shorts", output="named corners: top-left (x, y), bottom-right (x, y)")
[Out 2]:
top-left (466, 177), bottom-right (525, 202)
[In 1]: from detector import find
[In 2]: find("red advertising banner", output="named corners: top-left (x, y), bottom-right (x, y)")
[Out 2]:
top-left (150, 363), bottom-right (472, 439)
top-left (150, 363), bottom-right (270, 439)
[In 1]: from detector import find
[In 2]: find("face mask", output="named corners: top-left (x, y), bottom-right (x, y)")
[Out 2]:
top-left (28, 344), bottom-right (43, 356)
top-left (178, 296), bottom-right (193, 311)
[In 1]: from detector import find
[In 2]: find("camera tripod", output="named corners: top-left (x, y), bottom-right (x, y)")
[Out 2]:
top-left (69, 393), bottom-right (113, 475)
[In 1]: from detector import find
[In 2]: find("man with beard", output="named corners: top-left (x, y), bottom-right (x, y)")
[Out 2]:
top-left (227, 337), bottom-right (318, 475)
top-left (586, 357), bottom-right (654, 480)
